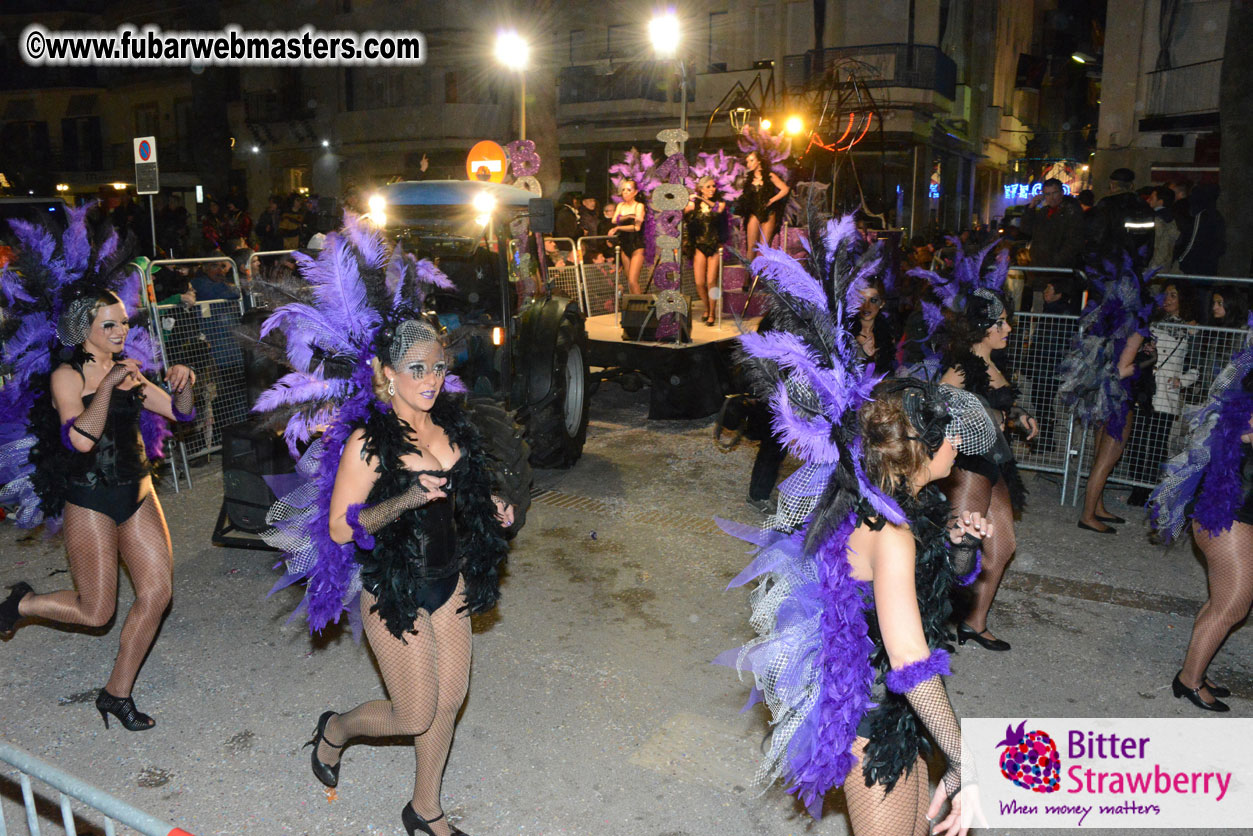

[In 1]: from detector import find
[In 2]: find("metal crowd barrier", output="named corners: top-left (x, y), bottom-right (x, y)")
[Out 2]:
top-left (543, 237), bottom-right (580, 311)
top-left (575, 236), bottom-right (621, 322)
top-left (1002, 308), bottom-right (1253, 506)
top-left (143, 256), bottom-right (248, 489)
top-left (0, 738), bottom-right (196, 835)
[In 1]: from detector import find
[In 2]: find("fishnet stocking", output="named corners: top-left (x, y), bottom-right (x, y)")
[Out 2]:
top-left (844, 737), bottom-right (931, 836)
top-left (1080, 419), bottom-right (1132, 529)
top-left (319, 580), bottom-right (471, 836)
top-left (18, 488), bottom-right (172, 698)
top-left (943, 468), bottom-right (1016, 636)
top-left (1181, 521), bottom-right (1253, 701)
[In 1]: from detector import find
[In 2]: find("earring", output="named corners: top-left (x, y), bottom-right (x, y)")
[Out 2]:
top-left (387, 378), bottom-right (395, 396)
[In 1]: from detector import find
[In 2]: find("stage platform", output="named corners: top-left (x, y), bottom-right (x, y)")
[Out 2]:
top-left (585, 307), bottom-right (762, 420)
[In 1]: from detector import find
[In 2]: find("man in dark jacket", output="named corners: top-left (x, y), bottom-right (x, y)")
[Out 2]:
top-left (1027, 276), bottom-right (1074, 454)
top-left (1175, 183), bottom-right (1225, 277)
top-left (1092, 168), bottom-right (1155, 262)
top-left (554, 191), bottom-right (582, 241)
top-left (1021, 178), bottom-right (1084, 309)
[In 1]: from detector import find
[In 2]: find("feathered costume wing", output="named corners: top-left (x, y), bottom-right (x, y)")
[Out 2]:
top-left (685, 150), bottom-right (745, 203)
top-left (737, 126), bottom-right (792, 178)
top-left (1149, 315), bottom-right (1253, 542)
top-left (717, 215), bottom-right (921, 815)
top-left (1057, 254), bottom-right (1153, 439)
top-left (0, 205), bottom-right (170, 530)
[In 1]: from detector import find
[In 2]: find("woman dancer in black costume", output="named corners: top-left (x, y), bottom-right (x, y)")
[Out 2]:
top-left (684, 175), bottom-right (727, 326)
top-left (940, 290), bottom-right (1036, 650)
top-left (1, 291), bottom-right (195, 731)
top-left (305, 318), bottom-right (514, 836)
top-left (609, 179), bottom-right (646, 295)
top-left (739, 150), bottom-right (789, 262)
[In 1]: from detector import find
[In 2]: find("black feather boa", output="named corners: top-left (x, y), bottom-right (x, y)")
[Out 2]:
top-left (859, 484), bottom-right (958, 791)
top-left (354, 395), bottom-right (508, 639)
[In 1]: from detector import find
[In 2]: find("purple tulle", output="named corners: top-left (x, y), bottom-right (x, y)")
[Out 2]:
top-left (885, 648), bottom-right (952, 694)
top-left (346, 502), bottom-right (376, 550)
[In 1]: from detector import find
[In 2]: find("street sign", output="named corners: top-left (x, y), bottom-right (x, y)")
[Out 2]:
top-left (466, 140), bottom-right (508, 184)
top-left (133, 136), bottom-right (159, 195)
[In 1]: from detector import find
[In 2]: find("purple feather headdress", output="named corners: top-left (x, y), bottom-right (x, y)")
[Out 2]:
top-left (685, 150), bottom-right (745, 202)
top-left (255, 213), bottom-right (461, 634)
top-left (737, 126), bottom-right (791, 177)
top-left (0, 204), bottom-right (170, 529)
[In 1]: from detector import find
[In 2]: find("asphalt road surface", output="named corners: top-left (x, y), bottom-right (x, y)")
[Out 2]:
top-left (1, 382), bottom-right (1246, 835)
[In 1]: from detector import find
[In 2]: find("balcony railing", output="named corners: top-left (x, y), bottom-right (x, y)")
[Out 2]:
top-left (783, 44), bottom-right (957, 101)
top-left (1143, 58), bottom-right (1221, 121)
top-left (559, 61), bottom-right (693, 106)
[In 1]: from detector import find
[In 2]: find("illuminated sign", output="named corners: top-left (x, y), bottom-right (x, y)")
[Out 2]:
top-left (1003, 182), bottom-right (1071, 200)
top-left (928, 183), bottom-right (941, 199)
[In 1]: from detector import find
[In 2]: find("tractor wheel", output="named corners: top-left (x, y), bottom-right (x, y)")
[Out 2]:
top-left (524, 314), bottom-right (590, 468)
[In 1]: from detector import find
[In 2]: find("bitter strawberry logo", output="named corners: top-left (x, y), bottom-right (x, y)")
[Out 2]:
top-left (997, 720), bottom-right (1061, 793)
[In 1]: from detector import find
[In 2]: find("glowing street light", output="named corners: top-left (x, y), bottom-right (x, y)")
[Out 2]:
top-left (495, 30), bottom-right (529, 140)
top-left (650, 11), bottom-right (687, 152)
top-left (759, 118), bottom-right (772, 131)
top-left (649, 13), bottom-right (680, 57)
top-left (784, 115), bottom-right (804, 135)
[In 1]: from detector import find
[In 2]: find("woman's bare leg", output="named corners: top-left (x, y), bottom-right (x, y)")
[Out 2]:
top-left (627, 251), bottom-right (644, 295)
top-left (1080, 420), bottom-right (1130, 530)
top-left (1180, 523), bottom-right (1253, 705)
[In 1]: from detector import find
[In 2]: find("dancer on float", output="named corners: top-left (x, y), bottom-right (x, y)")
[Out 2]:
top-left (1057, 256), bottom-right (1154, 533)
top-left (736, 125), bottom-right (791, 262)
top-left (0, 208), bottom-right (196, 731)
top-left (256, 217), bottom-right (523, 836)
top-left (720, 215), bottom-right (994, 834)
top-left (1148, 316), bottom-right (1253, 713)
top-left (912, 245), bottom-right (1035, 651)
top-left (684, 176), bottom-right (728, 325)
top-left (609, 179), bottom-right (646, 294)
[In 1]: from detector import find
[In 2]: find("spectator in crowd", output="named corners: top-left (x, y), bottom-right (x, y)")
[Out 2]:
top-left (1125, 284), bottom-right (1199, 506)
top-left (201, 199), bottom-right (226, 253)
top-left (256, 196), bottom-right (284, 252)
top-left (1026, 276), bottom-right (1074, 455)
top-left (156, 194), bottom-right (190, 258)
top-left (191, 259), bottom-right (241, 302)
top-left (1092, 168), bottom-right (1155, 262)
top-left (279, 195), bottom-right (303, 250)
top-left (223, 198), bottom-right (252, 245)
top-left (578, 196), bottom-right (600, 238)
top-left (1147, 186), bottom-right (1180, 275)
top-left (1021, 178), bottom-right (1084, 310)
top-left (1175, 183), bottom-right (1226, 277)
top-left (1169, 180), bottom-right (1192, 222)
top-left (554, 192), bottom-right (582, 241)
top-left (1195, 287), bottom-right (1251, 397)
top-left (1077, 188), bottom-right (1100, 248)
top-left (299, 196), bottom-right (319, 248)
top-left (848, 279), bottom-right (898, 376)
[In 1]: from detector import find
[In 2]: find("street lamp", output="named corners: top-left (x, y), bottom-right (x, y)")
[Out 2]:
top-left (495, 30), bottom-right (529, 140)
top-left (650, 11), bottom-right (686, 153)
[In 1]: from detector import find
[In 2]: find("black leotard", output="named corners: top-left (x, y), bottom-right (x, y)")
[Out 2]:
top-left (739, 173), bottom-right (785, 226)
top-left (352, 397), bottom-right (509, 639)
top-left (687, 200), bottom-right (726, 258)
top-left (946, 349), bottom-right (1027, 510)
top-left (613, 204), bottom-right (644, 257)
top-left (64, 387), bottom-right (151, 525)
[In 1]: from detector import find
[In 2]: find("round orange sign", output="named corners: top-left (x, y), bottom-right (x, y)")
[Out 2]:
top-left (465, 140), bottom-right (509, 184)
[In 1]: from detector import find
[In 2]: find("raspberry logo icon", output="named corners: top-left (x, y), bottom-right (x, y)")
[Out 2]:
top-left (997, 720), bottom-right (1061, 793)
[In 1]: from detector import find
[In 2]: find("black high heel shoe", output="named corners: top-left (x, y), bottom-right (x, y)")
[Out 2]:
top-left (1204, 679), bottom-right (1232, 698)
top-left (0, 582), bottom-right (32, 635)
top-left (1095, 513), bottom-right (1127, 524)
top-left (305, 711), bottom-right (344, 788)
top-left (402, 802), bottom-right (468, 836)
top-left (1172, 672), bottom-right (1230, 712)
top-left (95, 689), bottom-right (155, 731)
top-left (957, 623), bottom-right (1011, 651)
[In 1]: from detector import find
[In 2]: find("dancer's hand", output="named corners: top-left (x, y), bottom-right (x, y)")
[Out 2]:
top-left (165, 364), bottom-right (195, 392)
top-left (928, 784), bottom-right (987, 835)
top-left (401, 474), bottom-right (446, 509)
top-left (950, 511), bottom-right (992, 544)
top-left (1019, 411), bottom-right (1039, 439)
top-left (492, 495), bottom-right (515, 528)
top-left (102, 359), bottom-right (143, 390)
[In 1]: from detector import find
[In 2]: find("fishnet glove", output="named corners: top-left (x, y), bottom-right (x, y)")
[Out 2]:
top-left (170, 379), bottom-right (195, 421)
top-left (346, 482), bottom-right (437, 549)
top-left (70, 363), bottom-right (131, 445)
top-left (901, 676), bottom-right (963, 799)
top-left (949, 533), bottom-right (980, 580)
